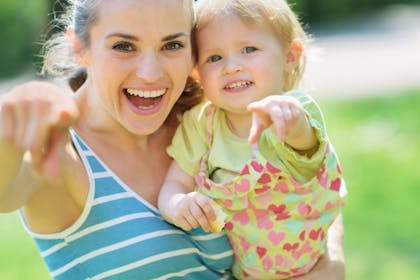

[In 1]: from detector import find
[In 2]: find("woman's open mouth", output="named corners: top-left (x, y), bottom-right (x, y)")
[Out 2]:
top-left (124, 88), bottom-right (166, 110)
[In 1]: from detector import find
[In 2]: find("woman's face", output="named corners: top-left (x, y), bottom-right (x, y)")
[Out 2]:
top-left (81, 0), bottom-right (193, 135)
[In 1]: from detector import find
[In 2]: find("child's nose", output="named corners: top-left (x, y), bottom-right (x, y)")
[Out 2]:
top-left (223, 57), bottom-right (243, 75)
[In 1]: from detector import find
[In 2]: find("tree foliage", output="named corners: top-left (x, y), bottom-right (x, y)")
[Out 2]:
top-left (291, 0), bottom-right (419, 24)
top-left (1, 0), bottom-right (418, 78)
top-left (0, 0), bottom-right (47, 78)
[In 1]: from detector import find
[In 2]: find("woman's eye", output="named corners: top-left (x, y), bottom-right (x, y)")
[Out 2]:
top-left (207, 55), bottom-right (222, 63)
top-left (243, 46), bottom-right (257, 54)
top-left (112, 42), bottom-right (135, 52)
top-left (162, 41), bottom-right (184, 51)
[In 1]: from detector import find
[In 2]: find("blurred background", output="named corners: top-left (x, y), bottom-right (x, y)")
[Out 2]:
top-left (1, 0), bottom-right (419, 279)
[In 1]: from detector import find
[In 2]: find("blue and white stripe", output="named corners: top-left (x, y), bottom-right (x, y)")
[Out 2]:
top-left (22, 130), bottom-right (234, 279)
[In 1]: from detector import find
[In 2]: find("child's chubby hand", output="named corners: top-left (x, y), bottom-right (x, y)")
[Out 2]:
top-left (168, 192), bottom-right (226, 233)
top-left (247, 95), bottom-right (309, 144)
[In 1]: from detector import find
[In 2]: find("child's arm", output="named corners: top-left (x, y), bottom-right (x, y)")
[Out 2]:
top-left (247, 95), bottom-right (318, 156)
top-left (158, 161), bottom-right (217, 232)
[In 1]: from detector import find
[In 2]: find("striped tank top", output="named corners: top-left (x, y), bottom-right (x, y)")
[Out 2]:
top-left (21, 130), bottom-right (234, 279)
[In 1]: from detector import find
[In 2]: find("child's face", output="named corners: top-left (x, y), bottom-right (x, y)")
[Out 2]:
top-left (196, 13), bottom-right (286, 115)
top-left (80, 0), bottom-right (193, 135)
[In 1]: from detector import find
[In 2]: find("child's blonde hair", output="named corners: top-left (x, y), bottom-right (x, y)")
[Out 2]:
top-left (194, 0), bottom-right (307, 91)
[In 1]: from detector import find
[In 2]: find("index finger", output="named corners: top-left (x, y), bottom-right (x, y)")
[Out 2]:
top-left (195, 194), bottom-right (216, 217)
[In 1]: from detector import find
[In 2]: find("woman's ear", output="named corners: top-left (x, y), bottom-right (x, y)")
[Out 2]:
top-left (285, 38), bottom-right (303, 73)
top-left (66, 27), bottom-right (88, 67)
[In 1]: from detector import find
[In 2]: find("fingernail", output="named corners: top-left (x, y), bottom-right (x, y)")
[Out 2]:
top-left (60, 111), bottom-right (72, 119)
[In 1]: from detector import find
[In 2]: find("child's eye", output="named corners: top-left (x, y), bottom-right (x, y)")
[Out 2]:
top-left (207, 55), bottom-right (222, 63)
top-left (112, 42), bottom-right (135, 52)
top-left (243, 46), bottom-right (257, 54)
top-left (162, 41), bottom-right (184, 51)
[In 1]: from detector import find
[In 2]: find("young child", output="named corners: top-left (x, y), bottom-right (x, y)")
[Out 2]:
top-left (158, 0), bottom-right (346, 279)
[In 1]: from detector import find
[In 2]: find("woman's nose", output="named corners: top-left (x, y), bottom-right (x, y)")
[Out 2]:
top-left (135, 52), bottom-right (163, 82)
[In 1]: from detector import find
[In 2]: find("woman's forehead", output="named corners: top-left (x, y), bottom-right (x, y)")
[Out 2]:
top-left (97, 0), bottom-right (192, 18)
top-left (92, 0), bottom-right (192, 37)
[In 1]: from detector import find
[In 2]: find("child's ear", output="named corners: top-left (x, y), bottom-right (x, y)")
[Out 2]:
top-left (284, 38), bottom-right (303, 72)
top-left (66, 27), bottom-right (88, 67)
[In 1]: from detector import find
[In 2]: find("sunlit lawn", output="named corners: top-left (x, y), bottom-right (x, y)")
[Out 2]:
top-left (0, 212), bottom-right (50, 279)
top-left (319, 89), bottom-right (420, 280)
top-left (0, 88), bottom-right (419, 280)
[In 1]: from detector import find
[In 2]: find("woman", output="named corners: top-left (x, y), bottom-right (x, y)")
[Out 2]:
top-left (0, 0), bottom-right (344, 279)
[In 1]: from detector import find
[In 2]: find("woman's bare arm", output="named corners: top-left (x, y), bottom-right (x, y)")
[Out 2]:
top-left (0, 81), bottom-right (79, 212)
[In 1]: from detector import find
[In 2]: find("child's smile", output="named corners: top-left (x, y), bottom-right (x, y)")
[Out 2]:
top-left (223, 80), bottom-right (254, 93)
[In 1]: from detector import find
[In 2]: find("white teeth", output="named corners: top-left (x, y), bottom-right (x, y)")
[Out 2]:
top-left (226, 81), bottom-right (252, 89)
top-left (126, 88), bottom-right (166, 98)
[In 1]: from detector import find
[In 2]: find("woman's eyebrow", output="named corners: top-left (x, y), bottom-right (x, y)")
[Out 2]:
top-left (106, 33), bottom-right (138, 40)
top-left (162, 32), bottom-right (189, 41)
top-left (105, 33), bottom-right (188, 42)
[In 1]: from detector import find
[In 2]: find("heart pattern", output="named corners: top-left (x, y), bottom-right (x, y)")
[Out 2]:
top-left (193, 106), bottom-right (345, 279)
top-left (256, 246), bottom-right (267, 258)
top-left (330, 178), bottom-right (341, 192)
top-left (266, 162), bottom-right (281, 174)
top-left (235, 179), bottom-right (251, 193)
top-left (268, 231), bottom-right (286, 245)
top-left (257, 173), bottom-right (272, 184)
top-left (233, 211), bottom-right (250, 226)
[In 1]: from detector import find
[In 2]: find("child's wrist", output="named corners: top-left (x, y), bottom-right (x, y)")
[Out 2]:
top-left (289, 140), bottom-right (319, 157)
top-left (286, 126), bottom-right (319, 157)
top-left (163, 193), bottom-right (185, 223)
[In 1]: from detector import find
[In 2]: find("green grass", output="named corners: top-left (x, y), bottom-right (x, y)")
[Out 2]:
top-left (1, 88), bottom-right (419, 280)
top-left (319, 89), bottom-right (420, 280)
top-left (0, 212), bottom-right (50, 279)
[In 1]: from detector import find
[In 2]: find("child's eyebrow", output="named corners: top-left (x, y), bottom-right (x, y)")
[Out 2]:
top-left (198, 45), bottom-right (219, 54)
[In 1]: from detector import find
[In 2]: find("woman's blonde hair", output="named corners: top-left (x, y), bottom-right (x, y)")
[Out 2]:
top-left (42, 0), bottom-right (202, 114)
top-left (194, 0), bottom-right (308, 91)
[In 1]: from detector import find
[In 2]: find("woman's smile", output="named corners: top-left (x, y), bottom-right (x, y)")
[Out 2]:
top-left (124, 87), bottom-right (167, 112)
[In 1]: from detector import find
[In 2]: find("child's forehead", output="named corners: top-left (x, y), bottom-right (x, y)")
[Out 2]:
top-left (197, 9), bottom-right (267, 35)
top-left (195, 3), bottom-right (267, 28)
top-left (196, 14), bottom-right (280, 48)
